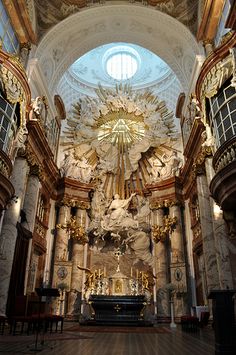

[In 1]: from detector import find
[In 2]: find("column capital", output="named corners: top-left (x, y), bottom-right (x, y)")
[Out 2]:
top-left (150, 199), bottom-right (183, 210)
top-left (58, 198), bottom-right (90, 210)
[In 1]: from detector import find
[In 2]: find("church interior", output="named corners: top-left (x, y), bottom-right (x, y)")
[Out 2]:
top-left (0, 0), bottom-right (236, 354)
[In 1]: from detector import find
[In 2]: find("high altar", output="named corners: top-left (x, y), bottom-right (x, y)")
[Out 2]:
top-left (52, 84), bottom-right (188, 322)
top-left (79, 252), bottom-right (153, 324)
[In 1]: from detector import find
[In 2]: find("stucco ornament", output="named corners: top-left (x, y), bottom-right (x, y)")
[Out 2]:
top-left (64, 83), bottom-right (177, 182)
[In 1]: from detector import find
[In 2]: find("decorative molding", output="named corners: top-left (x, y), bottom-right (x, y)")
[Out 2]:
top-left (152, 215), bottom-right (177, 243)
top-left (59, 198), bottom-right (90, 209)
top-left (0, 150), bottom-right (12, 178)
top-left (56, 216), bottom-right (88, 245)
top-left (213, 137), bottom-right (236, 173)
top-left (0, 49), bottom-right (31, 125)
top-left (150, 199), bottom-right (182, 210)
top-left (0, 64), bottom-right (25, 104)
top-left (35, 4), bottom-right (201, 93)
top-left (196, 32), bottom-right (236, 122)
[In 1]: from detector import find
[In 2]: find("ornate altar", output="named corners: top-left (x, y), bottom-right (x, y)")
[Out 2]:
top-left (89, 295), bottom-right (147, 325)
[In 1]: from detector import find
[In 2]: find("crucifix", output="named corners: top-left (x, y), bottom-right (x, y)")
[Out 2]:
top-left (114, 249), bottom-right (122, 272)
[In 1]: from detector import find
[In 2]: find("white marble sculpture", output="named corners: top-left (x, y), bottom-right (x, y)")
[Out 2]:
top-left (159, 151), bottom-right (183, 179)
top-left (10, 125), bottom-right (28, 159)
top-left (136, 195), bottom-right (151, 224)
top-left (101, 193), bottom-right (137, 231)
top-left (32, 96), bottom-right (44, 116)
top-left (91, 184), bottom-right (107, 220)
top-left (202, 123), bottom-right (215, 148)
top-left (124, 229), bottom-right (153, 267)
top-left (60, 150), bottom-right (93, 183)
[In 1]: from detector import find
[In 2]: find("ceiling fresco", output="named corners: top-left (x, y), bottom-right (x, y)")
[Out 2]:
top-left (34, 0), bottom-right (198, 39)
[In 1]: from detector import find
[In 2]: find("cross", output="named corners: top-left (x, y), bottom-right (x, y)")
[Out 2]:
top-left (114, 249), bottom-right (122, 272)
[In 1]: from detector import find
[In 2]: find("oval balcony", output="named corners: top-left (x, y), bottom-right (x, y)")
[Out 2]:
top-left (0, 149), bottom-right (14, 215)
top-left (210, 136), bottom-right (236, 210)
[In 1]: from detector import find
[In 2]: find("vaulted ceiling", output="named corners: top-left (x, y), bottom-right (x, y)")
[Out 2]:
top-left (34, 0), bottom-right (199, 40)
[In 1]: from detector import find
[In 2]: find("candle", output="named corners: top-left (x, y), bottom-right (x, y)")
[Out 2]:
top-left (131, 267), bottom-right (133, 278)
top-left (104, 266), bottom-right (106, 278)
top-left (98, 269), bottom-right (101, 278)
top-left (136, 269), bottom-right (139, 279)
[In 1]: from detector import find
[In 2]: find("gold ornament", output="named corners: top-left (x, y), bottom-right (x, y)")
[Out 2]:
top-left (56, 216), bottom-right (88, 245)
top-left (152, 216), bottom-right (177, 243)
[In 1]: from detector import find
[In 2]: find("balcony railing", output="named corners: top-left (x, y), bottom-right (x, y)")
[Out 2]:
top-left (212, 136), bottom-right (236, 172)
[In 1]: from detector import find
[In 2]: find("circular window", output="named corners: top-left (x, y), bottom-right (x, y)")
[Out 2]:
top-left (105, 49), bottom-right (139, 80)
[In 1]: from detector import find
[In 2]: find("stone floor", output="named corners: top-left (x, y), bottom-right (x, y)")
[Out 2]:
top-left (0, 322), bottom-right (215, 355)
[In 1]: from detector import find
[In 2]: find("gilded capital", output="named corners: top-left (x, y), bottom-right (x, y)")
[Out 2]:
top-left (59, 198), bottom-right (90, 209)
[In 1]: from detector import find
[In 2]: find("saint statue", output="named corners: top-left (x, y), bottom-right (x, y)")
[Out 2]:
top-left (160, 151), bottom-right (182, 178)
top-left (101, 192), bottom-right (137, 231)
top-left (108, 193), bottom-right (136, 225)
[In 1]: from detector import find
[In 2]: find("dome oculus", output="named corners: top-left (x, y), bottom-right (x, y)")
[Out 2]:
top-left (104, 45), bottom-right (140, 81)
top-left (106, 52), bottom-right (138, 80)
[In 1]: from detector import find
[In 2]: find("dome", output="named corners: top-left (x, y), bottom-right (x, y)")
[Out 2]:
top-left (68, 42), bottom-right (173, 90)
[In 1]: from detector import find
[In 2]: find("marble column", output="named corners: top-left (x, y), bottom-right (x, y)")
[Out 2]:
top-left (67, 209), bottom-right (86, 316)
top-left (21, 173), bottom-right (41, 294)
top-left (54, 205), bottom-right (71, 261)
top-left (184, 200), bottom-right (197, 307)
top-left (169, 204), bottom-right (184, 263)
top-left (154, 208), bottom-right (169, 318)
top-left (169, 204), bottom-right (187, 316)
top-left (196, 173), bottom-right (220, 294)
top-left (0, 157), bottom-right (29, 316)
top-left (205, 158), bottom-right (233, 289)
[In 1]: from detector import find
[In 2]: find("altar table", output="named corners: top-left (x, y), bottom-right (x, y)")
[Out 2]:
top-left (88, 295), bottom-right (147, 326)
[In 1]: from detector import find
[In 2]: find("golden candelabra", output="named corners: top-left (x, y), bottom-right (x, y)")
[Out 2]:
top-left (152, 216), bottom-right (177, 243)
top-left (57, 216), bottom-right (88, 245)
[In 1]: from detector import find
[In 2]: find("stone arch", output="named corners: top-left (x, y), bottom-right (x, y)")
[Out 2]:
top-left (35, 4), bottom-right (203, 93)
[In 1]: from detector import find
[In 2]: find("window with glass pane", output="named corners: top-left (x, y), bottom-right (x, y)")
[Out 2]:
top-left (0, 0), bottom-right (19, 54)
top-left (0, 95), bottom-right (17, 153)
top-left (209, 80), bottom-right (236, 147)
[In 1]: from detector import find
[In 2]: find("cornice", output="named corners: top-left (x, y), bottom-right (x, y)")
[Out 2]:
top-left (147, 176), bottom-right (184, 208)
top-left (27, 120), bottom-right (54, 162)
top-left (56, 177), bottom-right (94, 207)
top-left (183, 118), bottom-right (205, 159)
top-left (147, 175), bottom-right (182, 192)
top-left (57, 177), bottom-right (95, 192)
top-left (26, 120), bottom-right (60, 196)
